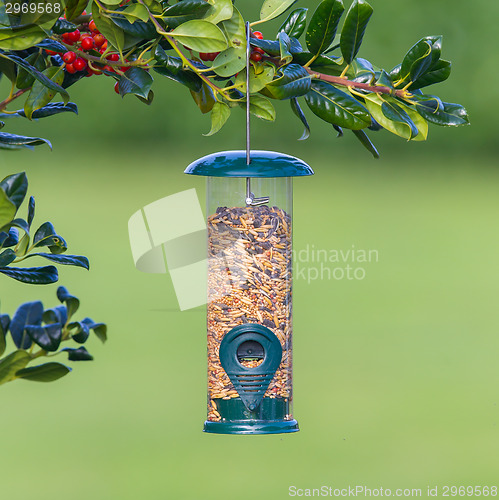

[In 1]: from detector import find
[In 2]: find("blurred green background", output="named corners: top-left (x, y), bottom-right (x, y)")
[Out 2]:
top-left (1, 0), bottom-right (498, 498)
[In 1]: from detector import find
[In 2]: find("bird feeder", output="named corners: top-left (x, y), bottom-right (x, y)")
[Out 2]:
top-left (185, 150), bottom-right (314, 434)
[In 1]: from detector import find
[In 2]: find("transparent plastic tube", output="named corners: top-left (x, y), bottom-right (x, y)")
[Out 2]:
top-left (205, 177), bottom-right (294, 426)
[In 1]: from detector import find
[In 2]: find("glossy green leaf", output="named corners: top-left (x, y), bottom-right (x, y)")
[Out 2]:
top-left (265, 64), bottom-right (311, 100)
top-left (24, 66), bottom-right (65, 120)
top-left (0, 25), bottom-right (46, 50)
top-left (211, 47), bottom-right (246, 78)
top-left (82, 318), bottom-right (107, 343)
top-left (36, 39), bottom-right (67, 52)
top-left (153, 47), bottom-right (202, 92)
top-left (0, 53), bottom-right (69, 101)
top-left (244, 95), bottom-right (276, 121)
top-left (17, 52), bottom-right (47, 90)
top-left (0, 172), bottom-right (27, 210)
top-left (204, 102), bottom-right (231, 136)
top-left (396, 101), bottom-right (428, 141)
top-left (290, 97), bottom-right (310, 140)
top-left (363, 93), bottom-right (416, 140)
top-left (259, 0), bottom-right (298, 24)
top-left (68, 321), bottom-right (90, 343)
top-left (52, 18), bottom-right (78, 34)
top-left (278, 8), bottom-right (308, 38)
top-left (190, 81), bottom-right (216, 114)
top-left (22, 253), bottom-right (89, 269)
top-left (304, 81), bottom-right (370, 129)
top-left (0, 248), bottom-right (16, 267)
top-left (398, 36), bottom-right (442, 85)
top-left (204, 0), bottom-right (233, 25)
top-left (408, 60), bottom-right (451, 90)
top-left (26, 324), bottom-right (62, 352)
top-left (92, 2), bottom-right (125, 51)
top-left (164, 0), bottom-right (212, 18)
top-left (0, 314), bottom-right (9, 357)
top-left (169, 20), bottom-right (227, 53)
top-left (16, 362), bottom-right (71, 382)
top-left (0, 191), bottom-right (16, 230)
top-left (63, 346), bottom-right (93, 361)
top-left (293, 52), bottom-right (344, 76)
top-left (33, 222), bottom-right (67, 253)
top-left (0, 265), bottom-right (58, 284)
top-left (352, 129), bottom-right (379, 158)
top-left (249, 36), bottom-right (302, 56)
top-left (111, 15), bottom-right (157, 39)
top-left (0, 57), bottom-right (16, 83)
top-left (305, 0), bottom-right (345, 56)
top-left (220, 6), bottom-right (245, 49)
top-left (0, 132), bottom-right (51, 149)
top-left (418, 101), bottom-right (469, 127)
top-left (340, 0), bottom-right (373, 64)
top-left (57, 286), bottom-right (80, 319)
top-left (121, 3), bottom-right (150, 22)
top-left (9, 301), bottom-right (42, 349)
top-left (0, 351), bottom-right (30, 385)
top-left (65, 0), bottom-right (89, 21)
top-left (118, 67), bottom-right (153, 99)
top-left (15, 102), bottom-right (78, 119)
top-left (278, 31), bottom-right (293, 64)
top-left (235, 65), bottom-right (275, 93)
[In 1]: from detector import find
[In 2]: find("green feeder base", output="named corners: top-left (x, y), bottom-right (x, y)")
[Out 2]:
top-left (203, 419), bottom-right (299, 435)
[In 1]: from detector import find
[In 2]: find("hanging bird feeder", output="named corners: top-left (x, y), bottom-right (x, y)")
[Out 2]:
top-left (184, 23), bottom-right (314, 435)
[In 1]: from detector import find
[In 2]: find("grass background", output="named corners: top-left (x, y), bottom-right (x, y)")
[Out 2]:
top-left (1, 0), bottom-right (498, 498)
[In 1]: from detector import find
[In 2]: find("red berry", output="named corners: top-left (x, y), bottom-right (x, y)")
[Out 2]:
top-left (89, 20), bottom-right (98, 33)
top-left (106, 53), bottom-right (119, 62)
top-left (67, 30), bottom-right (81, 43)
top-left (81, 37), bottom-right (95, 50)
top-left (199, 52), bottom-right (209, 61)
top-left (62, 33), bottom-right (73, 45)
top-left (45, 49), bottom-right (57, 55)
top-left (93, 34), bottom-right (106, 47)
top-left (253, 47), bottom-right (265, 55)
top-left (73, 57), bottom-right (87, 71)
top-left (253, 31), bottom-right (263, 39)
top-left (250, 52), bottom-right (262, 62)
top-left (102, 65), bottom-right (115, 73)
top-left (101, 40), bottom-right (108, 51)
top-left (114, 81), bottom-right (120, 94)
top-left (207, 52), bottom-right (219, 61)
top-left (62, 51), bottom-right (76, 64)
top-left (65, 63), bottom-right (76, 74)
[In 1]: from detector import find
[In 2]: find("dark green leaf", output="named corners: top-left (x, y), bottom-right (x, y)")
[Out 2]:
top-left (63, 346), bottom-right (93, 361)
top-left (92, 2), bottom-right (125, 51)
top-left (352, 129), bottom-right (379, 158)
top-left (82, 318), bottom-right (107, 343)
top-left (0, 351), bottom-right (30, 385)
top-left (305, 81), bottom-right (370, 129)
top-left (0, 265), bottom-right (58, 284)
top-left (33, 222), bottom-right (67, 252)
top-left (27, 196), bottom-right (35, 228)
top-left (0, 53), bottom-right (69, 101)
top-left (277, 31), bottom-right (293, 64)
top-left (278, 8), bottom-right (308, 38)
top-left (0, 248), bottom-right (16, 266)
top-left (408, 60), bottom-right (451, 90)
top-left (110, 15), bottom-right (157, 39)
top-left (68, 321), bottom-right (90, 343)
top-left (305, 0), bottom-right (345, 56)
top-left (9, 301), bottom-right (43, 349)
top-left (190, 81), bottom-right (216, 114)
top-left (0, 57), bottom-right (16, 83)
top-left (52, 18), bottom-right (78, 34)
top-left (154, 46), bottom-right (202, 92)
top-left (293, 51), bottom-right (344, 76)
top-left (163, 0), bottom-right (211, 18)
top-left (35, 38), bottom-right (67, 52)
top-left (65, 0), bottom-right (89, 21)
top-left (265, 63), bottom-right (311, 100)
top-left (57, 286), bottom-right (80, 318)
top-left (118, 67), bottom-right (153, 99)
top-left (15, 362), bottom-right (71, 382)
top-left (0, 314), bottom-right (9, 357)
top-left (15, 102), bottom-right (78, 119)
top-left (290, 97), bottom-right (310, 140)
top-left (22, 253), bottom-right (89, 269)
top-left (24, 66), bottom-right (66, 120)
top-left (340, 0), bottom-right (373, 64)
top-left (381, 99), bottom-right (418, 139)
top-left (0, 25), bottom-right (46, 50)
top-left (398, 36), bottom-right (442, 85)
top-left (249, 36), bottom-right (302, 56)
top-left (1, 228), bottom-right (19, 248)
top-left (26, 323), bottom-right (62, 352)
top-left (418, 101), bottom-right (469, 127)
top-left (43, 305), bottom-right (67, 327)
top-left (0, 172), bottom-right (27, 210)
top-left (0, 132), bottom-right (51, 149)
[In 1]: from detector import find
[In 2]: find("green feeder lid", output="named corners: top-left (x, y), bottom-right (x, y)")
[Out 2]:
top-left (184, 150), bottom-right (314, 178)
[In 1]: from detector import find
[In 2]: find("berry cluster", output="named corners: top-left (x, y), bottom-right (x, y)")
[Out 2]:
top-left (249, 31), bottom-right (265, 62)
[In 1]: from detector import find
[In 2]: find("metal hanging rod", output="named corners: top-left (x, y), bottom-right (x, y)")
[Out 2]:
top-left (245, 21), bottom-right (269, 208)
